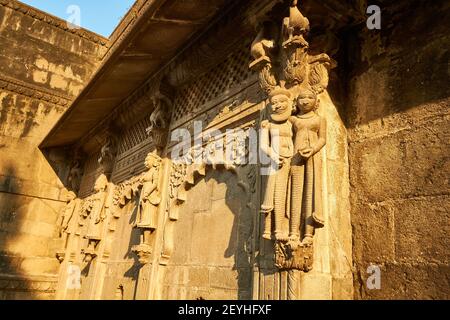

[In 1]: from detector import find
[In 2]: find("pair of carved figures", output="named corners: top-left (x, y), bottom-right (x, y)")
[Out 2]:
top-left (251, 1), bottom-right (332, 270)
top-left (260, 88), bottom-right (326, 243)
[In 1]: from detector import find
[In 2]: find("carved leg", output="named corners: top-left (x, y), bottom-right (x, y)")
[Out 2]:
top-left (287, 270), bottom-right (299, 300)
top-left (302, 158), bottom-right (314, 245)
top-left (263, 212), bottom-right (272, 240)
top-left (261, 168), bottom-right (276, 212)
top-left (274, 163), bottom-right (290, 241)
top-left (261, 168), bottom-right (276, 240)
top-left (63, 232), bottom-right (70, 249)
top-left (290, 164), bottom-right (304, 242)
top-left (143, 229), bottom-right (152, 245)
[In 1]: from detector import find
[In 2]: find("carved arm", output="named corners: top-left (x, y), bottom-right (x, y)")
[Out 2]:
top-left (260, 121), bottom-right (279, 164)
top-left (312, 117), bottom-right (327, 155)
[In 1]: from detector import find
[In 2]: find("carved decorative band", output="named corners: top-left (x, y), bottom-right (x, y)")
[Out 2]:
top-left (0, 73), bottom-right (71, 107)
top-left (112, 139), bottom-right (155, 184)
top-left (0, 273), bottom-right (57, 292)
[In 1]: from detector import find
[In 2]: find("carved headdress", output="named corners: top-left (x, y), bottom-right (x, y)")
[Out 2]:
top-left (268, 86), bottom-right (293, 122)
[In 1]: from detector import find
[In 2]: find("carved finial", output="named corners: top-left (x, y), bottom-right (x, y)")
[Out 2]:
top-left (289, 0), bottom-right (309, 33)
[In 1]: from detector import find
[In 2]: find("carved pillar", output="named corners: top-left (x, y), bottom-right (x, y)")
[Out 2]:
top-left (133, 80), bottom-right (175, 299)
top-left (82, 133), bottom-right (117, 262)
top-left (250, 0), bottom-right (351, 300)
top-left (75, 132), bottom-right (118, 299)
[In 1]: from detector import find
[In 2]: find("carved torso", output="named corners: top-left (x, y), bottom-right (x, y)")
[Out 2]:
top-left (262, 120), bottom-right (294, 159)
top-left (290, 113), bottom-right (322, 153)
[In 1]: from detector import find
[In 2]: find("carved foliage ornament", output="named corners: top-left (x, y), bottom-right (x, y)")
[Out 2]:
top-left (250, 0), bottom-right (334, 271)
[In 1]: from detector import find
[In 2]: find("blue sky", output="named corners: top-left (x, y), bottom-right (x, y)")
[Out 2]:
top-left (20, 0), bottom-right (136, 37)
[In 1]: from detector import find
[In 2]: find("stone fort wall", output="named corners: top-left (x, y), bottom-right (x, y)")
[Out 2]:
top-left (0, 1), bottom-right (107, 299)
top-left (0, 0), bottom-right (448, 300)
top-left (347, 1), bottom-right (449, 299)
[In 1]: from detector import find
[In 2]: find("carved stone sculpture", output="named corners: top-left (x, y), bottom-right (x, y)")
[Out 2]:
top-left (132, 152), bottom-right (162, 264)
top-left (249, 22), bottom-right (278, 94)
top-left (250, 0), bottom-right (333, 272)
top-left (98, 134), bottom-right (117, 175)
top-left (83, 173), bottom-right (109, 262)
top-left (260, 87), bottom-right (294, 241)
top-left (55, 191), bottom-right (78, 262)
top-left (289, 89), bottom-right (326, 247)
top-left (136, 152), bottom-right (162, 230)
top-left (146, 93), bottom-right (172, 150)
top-left (67, 157), bottom-right (83, 193)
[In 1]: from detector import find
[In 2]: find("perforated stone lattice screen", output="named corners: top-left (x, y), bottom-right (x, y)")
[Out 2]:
top-left (78, 151), bottom-right (101, 198)
top-left (171, 41), bottom-right (253, 124)
top-left (117, 116), bottom-right (152, 155)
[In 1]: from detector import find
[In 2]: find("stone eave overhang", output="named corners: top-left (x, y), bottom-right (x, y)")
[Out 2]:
top-left (39, 0), bottom-right (374, 153)
top-left (39, 0), bottom-right (238, 150)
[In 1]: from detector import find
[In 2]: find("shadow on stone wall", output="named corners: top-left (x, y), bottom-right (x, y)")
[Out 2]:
top-left (0, 164), bottom-right (35, 299)
top-left (205, 168), bottom-right (254, 300)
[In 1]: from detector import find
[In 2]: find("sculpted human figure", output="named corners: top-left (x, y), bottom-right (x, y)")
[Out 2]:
top-left (86, 173), bottom-right (109, 241)
top-left (260, 87), bottom-right (294, 241)
top-left (56, 191), bottom-right (77, 249)
top-left (289, 88), bottom-right (326, 246)
top-left (136, 152), bottom-right (162, 243)
top-left (67, 160), bottom-right (82, 192)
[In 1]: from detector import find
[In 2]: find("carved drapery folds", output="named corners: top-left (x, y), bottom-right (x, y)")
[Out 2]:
top-left (250, 0), bottom-right (334, 272)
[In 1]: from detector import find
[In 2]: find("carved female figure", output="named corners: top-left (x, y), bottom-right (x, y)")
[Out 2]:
top-left (289, 88), bottom-right (326, 246)
top-left (260, 87), bottom-right (294, 241)
top-left (136, 152), bottom-right (162, 233)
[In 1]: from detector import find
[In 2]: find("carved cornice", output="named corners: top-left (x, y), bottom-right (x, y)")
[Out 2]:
top-left (0, 273), bottom-right (58, 293)
top-left (73, 76), bottom-right (167, 152)
top-left (0, 0), bottom-right (109, 46)
top-left (104, 0), bottom-right (160, 61)
top-left (72, 0), bottom-right (246, 151)
top-left (0, 73), bottom-right (71, 107)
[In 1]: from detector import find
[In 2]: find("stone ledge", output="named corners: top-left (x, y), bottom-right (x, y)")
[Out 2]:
top-left (0, 73), bottom-right (72, 106)
top-left (0, 272), bottom-right (57, 292)
top-left (0, 0), bottom-right (109, 46)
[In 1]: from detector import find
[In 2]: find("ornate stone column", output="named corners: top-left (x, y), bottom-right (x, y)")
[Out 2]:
top-left (250, 0), bottom-right (353, 300)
